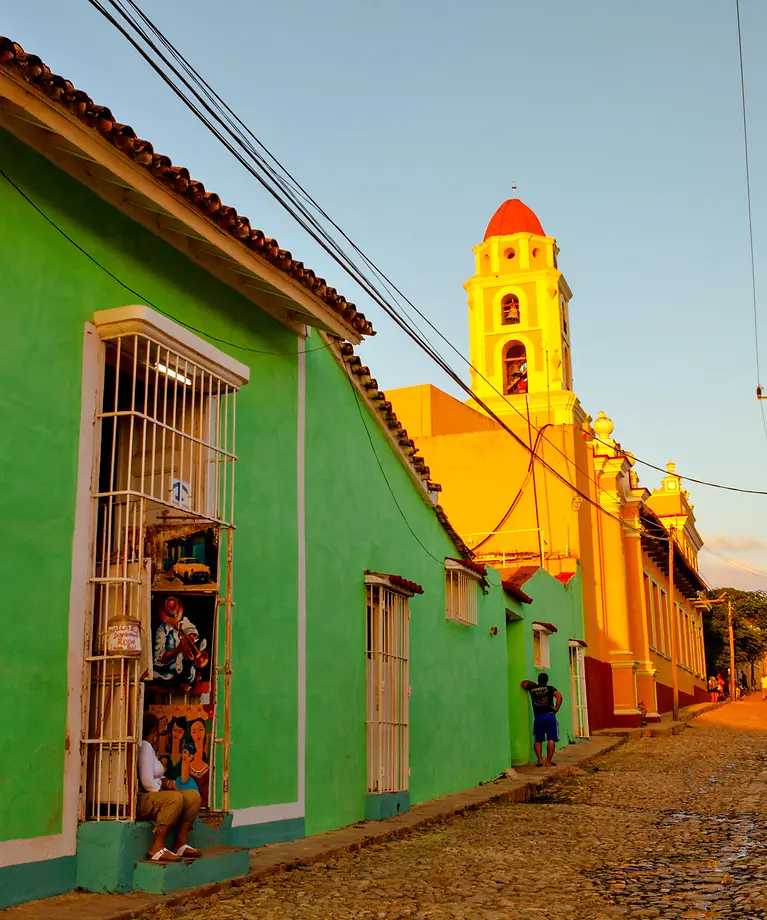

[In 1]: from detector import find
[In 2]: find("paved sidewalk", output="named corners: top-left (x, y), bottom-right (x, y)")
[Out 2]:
top-left (2, 700), bottom-right (725, 920)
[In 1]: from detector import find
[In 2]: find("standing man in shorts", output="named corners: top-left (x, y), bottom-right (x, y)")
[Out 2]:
top-left (521, 673), bottom-right (563, 768)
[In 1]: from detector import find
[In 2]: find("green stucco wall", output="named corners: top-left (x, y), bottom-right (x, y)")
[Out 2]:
top-left (1, 119), bottom-right (516, 905)
top-left (0, 126), bottom-right (300, 846)
top-left (506, 568), bottom-right (585, 764)
top-left (304, 345), bottom-right (510, 836)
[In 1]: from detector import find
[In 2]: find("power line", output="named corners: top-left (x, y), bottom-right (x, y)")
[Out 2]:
top-left (0, 96), bottom-right (716, 580)
top-left (79, 1), bottom-right (700, 539)
top-left (84, 0), bottom-right (767, 514)
top-left (3, 11), bottom-right (758, 588)
top-left (84, 0), bottom-right (444, 364)
top-left (347, 365), bottom-right (446, 567)
top-left (12, 3), bottom-right (757, 576)
top-left (701, 545), bottom-right (767, 581)
top-left (734, 0), bottom-right (767, 442)
top-left (17, 2), bottom-right (760, 542)
top-left (0, 165), bottom-right (335, 358)
top-left (632, 456), bottom-right (767, 496)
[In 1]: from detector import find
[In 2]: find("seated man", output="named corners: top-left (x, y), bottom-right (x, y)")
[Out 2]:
top-left (138, 713), bottom-right (202, 862)
top-left (520, 673), bottom-right (563, 768)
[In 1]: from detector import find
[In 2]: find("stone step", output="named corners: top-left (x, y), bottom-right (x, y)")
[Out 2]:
top-left (132, 846), bottom-right (249, 895)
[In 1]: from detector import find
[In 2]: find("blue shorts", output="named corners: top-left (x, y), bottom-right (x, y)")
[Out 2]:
top-left (533, 712), bottom-right (559, 743)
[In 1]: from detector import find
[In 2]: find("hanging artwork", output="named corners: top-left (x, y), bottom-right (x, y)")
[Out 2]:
top-left (150, 593), bottom-right (215, 693)
top-left (148, 525), bottom-right (219, 593)
top-left (149, 703), bottom-right (214, 808)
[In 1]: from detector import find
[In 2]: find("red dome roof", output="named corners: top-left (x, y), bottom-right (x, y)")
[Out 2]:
top-left (484, 198), bottom-right (545, 240)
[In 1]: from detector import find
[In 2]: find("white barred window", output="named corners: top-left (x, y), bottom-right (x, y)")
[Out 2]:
top-left (365, 577), bottom-right (410, 794)
top-left (82, 306), bottom-right (248, 821)
top-left (445, 561), bottom-right (481, 626)
top-left (533, 623), bottom-right (552, 669)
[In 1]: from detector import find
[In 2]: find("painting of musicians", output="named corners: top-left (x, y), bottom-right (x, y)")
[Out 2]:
top-left (150, 594), bottom-right (214, 694)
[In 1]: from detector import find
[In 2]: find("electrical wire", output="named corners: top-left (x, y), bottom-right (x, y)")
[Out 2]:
top-left (85, 0), bottom-right (767, 595)
top-left (85, 0), bottom-right (445, 364)
top-left (701, 545), bottom-right (767, 580)
top-left (5, 0), bottom-right (751, 581)
top-left (734, 0), bottom-right (767, 441)
top-left (0, 165), bottom-right (336, 357)
top-left (107, 0), bottom-right (767, 505)
top-left (632, 456), bottom-right (767, 496)
top-left (471, 423), bottom-right (552, 552)
top-left (348, 370), bottom-right (446, 566)
top-left (82, 0), bottom-right (689, 545)
top-left (0, 97), bottom-right (722, 587)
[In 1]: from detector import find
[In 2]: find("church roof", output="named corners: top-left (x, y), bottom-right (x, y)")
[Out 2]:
top-left (484, 198), bottom-right (545, 240)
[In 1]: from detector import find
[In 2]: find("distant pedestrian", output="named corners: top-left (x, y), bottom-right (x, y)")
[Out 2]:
top-left (520, 673), bottom-right (563, 769)
top-left (708, 675), bottom-right (719, 703)
top-left (717, 673), bottom-right (726, 701)
top-left (761, 674), bottom-right (767, 701)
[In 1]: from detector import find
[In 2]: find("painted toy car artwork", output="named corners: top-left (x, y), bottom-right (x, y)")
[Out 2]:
top-left (173, 557), bottom-right (212, 585)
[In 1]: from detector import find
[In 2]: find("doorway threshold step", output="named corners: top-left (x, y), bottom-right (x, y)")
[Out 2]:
top-left (133, 846), bottom-right (249, 895)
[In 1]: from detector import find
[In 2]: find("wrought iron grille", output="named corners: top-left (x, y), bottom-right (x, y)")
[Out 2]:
top-left (82, 330), bottom-right (238, 821)
top-left (366, 583), bottom-right (409, 794)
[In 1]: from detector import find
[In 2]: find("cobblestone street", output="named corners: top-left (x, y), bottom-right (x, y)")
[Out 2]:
top-left (139, 698), bottom-right (767, 920)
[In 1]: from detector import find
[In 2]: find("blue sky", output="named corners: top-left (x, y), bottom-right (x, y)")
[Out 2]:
top-left (6, 0), bottom-right (767, 587)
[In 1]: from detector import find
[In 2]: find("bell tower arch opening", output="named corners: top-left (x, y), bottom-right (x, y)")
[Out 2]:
top-left (501, 294), bottom-right (521, 325)
top-left (503, 341), bottom-right (528, 394)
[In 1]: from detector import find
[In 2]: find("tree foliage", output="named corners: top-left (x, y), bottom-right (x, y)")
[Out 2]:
top-left (703, 587), bottom-right (767, 677)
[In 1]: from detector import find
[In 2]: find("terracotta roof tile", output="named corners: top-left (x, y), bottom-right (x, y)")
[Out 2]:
top-left (501, 564), bottom-right (540, 605)
top-left (0, 36), bottom-right (374, 339)
top-left (532, 621), bottom-right (558, 633)
top-left (502, 581), bottom-right (533, 605)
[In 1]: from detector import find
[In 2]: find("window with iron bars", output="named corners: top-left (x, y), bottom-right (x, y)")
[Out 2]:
top-left (445, 562), bottom-right (480, 626)
top-left (533, 625), bottom-right (551, 669)
top-left (83, 309), bottom-right (245, 821)
top-left (366, 580), bottom-right (410, 794)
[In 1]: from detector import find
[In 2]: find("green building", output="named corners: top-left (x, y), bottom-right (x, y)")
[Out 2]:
top-left (0, 36), bottom-right (515, 908)
top-left (503, 567), bottom-right (589, 765)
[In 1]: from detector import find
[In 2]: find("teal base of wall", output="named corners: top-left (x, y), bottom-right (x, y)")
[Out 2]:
top-left (0, 855), bottom-right (76, 910)
top-left (77, 820), bottom-right (157, 893)
top-left (365, 792), bottom-right (410, 821)
top-left (229, 816), bottom-right (305, 848)
top-left (2, 815), bottom-right (302, 906)
top-left (76, 813), bottom-right (302, 894)
top-left (133, 846), bottom-right (249, 895)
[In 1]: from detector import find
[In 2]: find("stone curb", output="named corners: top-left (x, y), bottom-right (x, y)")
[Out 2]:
top-left (107, 738), bottom-right (628, 920)
top-left (593, 698), bottom-right (732, 742)
top-left (10, 699), bottom-right (728, 920)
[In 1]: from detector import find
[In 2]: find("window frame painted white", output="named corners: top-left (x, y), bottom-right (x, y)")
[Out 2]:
top-left (568, 641), bottom-right (590, 739)
top-left (365, 575), bottom-right (411, 794)
top-left (532, 623), bottom-right (552, 670)
top-left (444, 560), bottom-right (481, 627)
top-left (82, 305), bottom-right (248, 822)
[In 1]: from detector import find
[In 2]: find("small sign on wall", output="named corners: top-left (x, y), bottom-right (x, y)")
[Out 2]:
top-left (170, 478), bottom-right (190, 508)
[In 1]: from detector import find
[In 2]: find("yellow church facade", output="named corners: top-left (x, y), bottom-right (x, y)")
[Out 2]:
top-left (390, 199), bottom-right (708, 728)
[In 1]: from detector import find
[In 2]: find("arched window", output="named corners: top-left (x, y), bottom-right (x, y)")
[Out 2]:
top-left (503, 341), bottom-right (528, 394)
top-left (501, 294), bottom-right (520, 325)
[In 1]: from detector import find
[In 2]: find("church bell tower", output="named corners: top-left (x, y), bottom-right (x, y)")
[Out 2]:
top-left (464, 198), bottom-right (574, 421)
